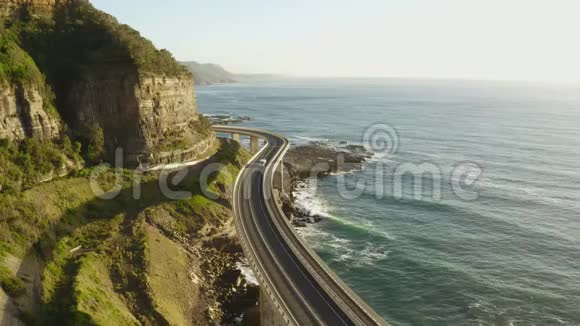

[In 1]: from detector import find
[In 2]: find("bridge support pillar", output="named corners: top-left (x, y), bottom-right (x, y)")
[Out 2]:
top-left (260, 288), bottom-right (288, 326)
top-left (232, 133), bottom-right (240, 142)
top-left (280, 158), bottom-right (284, 191)
top-left (250, 136), bottom-right (259, 154)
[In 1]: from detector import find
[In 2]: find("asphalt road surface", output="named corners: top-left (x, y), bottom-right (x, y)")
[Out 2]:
top-left (215, 126), bottom-right (387, 326)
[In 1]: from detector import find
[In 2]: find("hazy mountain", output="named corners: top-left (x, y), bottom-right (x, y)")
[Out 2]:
top-left (182, 61), bottom-right (237, 85)
top-left (182, 61), bottom-right (285, 85)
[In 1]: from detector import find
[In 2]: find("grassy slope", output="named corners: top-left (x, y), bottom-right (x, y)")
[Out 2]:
top-left (145, 224), bottom-right (193, 326)
top-left (0, 139), bottom-right (248, 325)
top-left (74, 253), bottom-right (140, 326)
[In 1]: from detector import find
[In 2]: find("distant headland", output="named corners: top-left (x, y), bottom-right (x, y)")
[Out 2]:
top-left (182, 61), bottom-right (281, 85)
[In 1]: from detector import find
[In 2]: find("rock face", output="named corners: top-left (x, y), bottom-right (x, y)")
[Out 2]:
top-left (281, 142), bottom-right (373, 226)
top-left (134, 75), bottom-right (214, 166)
top-left (0, 80), bottom-right (60, 141)
top-left (0, 0), bottom-right (64, 17)
top-left (284, 142), bottom-right (372, 179)
top-left (204, 113), bottom-right (251, 125)
top-left (0, 0), bottom-right (215, 167)
top-left (67, 71), bottom-right (212, 166)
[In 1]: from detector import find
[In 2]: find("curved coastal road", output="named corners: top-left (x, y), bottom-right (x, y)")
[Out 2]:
top-left (214, 126), bottom-right (388, 326)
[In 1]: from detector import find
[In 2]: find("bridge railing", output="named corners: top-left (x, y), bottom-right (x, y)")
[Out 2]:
top-left (215, 126), bottom-right (387, 326)
top-left (215, 126), bottom-right (297, 325)
top-left (263, 142), bottom-right (388, 326)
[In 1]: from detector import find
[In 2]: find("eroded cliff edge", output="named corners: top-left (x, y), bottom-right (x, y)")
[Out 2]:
top-left (1, 0), bottom-right (215, 167)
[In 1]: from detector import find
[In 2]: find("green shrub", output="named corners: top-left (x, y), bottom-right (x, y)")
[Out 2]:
top-left (0, 264), bottom-right (26, 297)
top-left (0, 135), bottom-right (82, 191)
top-left (73, 253), bottom-right (140, 326)
top-left (0, 30), bottom-right (63, 125)
top-left (13, 1), bottom-right (189, 81)
top-left (192, 114), bottom-right (214, 138)
top-left (0, 139), bottom-right (251, 322)
top-left (85, 125), bottom-right (104, 164)
top-left (0, 30), bottom-right (43, 84)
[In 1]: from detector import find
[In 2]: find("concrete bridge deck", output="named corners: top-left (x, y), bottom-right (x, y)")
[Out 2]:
top-left (214, 126), bottom-right (388, 326)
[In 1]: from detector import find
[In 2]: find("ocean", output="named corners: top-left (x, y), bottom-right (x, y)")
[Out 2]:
top-left (197, 78), bottom-right (580, 326)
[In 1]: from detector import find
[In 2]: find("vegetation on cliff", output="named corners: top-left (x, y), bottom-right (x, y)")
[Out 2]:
top-left (1, 0), bottom-right (210, 169)
top-left (0, 30), bottom-right (83, 193)
top-left (0, 136), bottom-right (82, 192)
top-left (0, 139), bottom-right (252, 325)
top-left (0, 31), bottom-right (42, 84)
top-left (8, 0), bottom-right (189, 81)
top-left (0, 2), bottom-right (238, 324)
top-left (0, 0), bottom-right (213, 184)
top-left (0, 29), bottom-right (62, 119)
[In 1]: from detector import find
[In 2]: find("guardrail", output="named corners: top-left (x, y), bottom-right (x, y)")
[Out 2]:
top-left (263, 139), bottom-right (388, 326)
top-left (214, 126), bottom-right (387, 326)
top-left (220, 127), bottom-right (299, 325)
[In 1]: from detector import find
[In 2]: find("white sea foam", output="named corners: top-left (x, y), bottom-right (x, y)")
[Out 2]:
top-left (293, 181), bottom-right (393, 267)
top-left (293, 180), bottom-right (333, 218)
top-left (330, 241), bottom-right (391, 266)
top-left (475, 176), bottom-right (571, 206)
top-left (294, 179), bottom-right (397, 241)
top-left (236, 261), bottom-right (259, 286)
top-left (315, 208), bottom-right (396, 241)
top-left (291, 135), bottom-right (331, 145)
top-left (468, 302), bottom-right (481, 309)
top-left (328, 170), bottom-right (357, 176)
top-left (361, 244), bottom-right (391, 261)
top-left (367, 150), bottom-right (397, 164)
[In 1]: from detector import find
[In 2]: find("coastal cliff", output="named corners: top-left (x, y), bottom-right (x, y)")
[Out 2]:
top-left (0, 30), bottom-right (81, 191)
top-left (65, 71), bottom-right (213, 166)
top-left (1, 0), bottom-right (214, 167)
top-left (0, 0), bottom-right (61, 18)
top-left (0, 80), bottom-right (60, 141)
top-left (0, 1), bottom-right (257, 325)
top-left (0, 33), bottom-right (60, 141)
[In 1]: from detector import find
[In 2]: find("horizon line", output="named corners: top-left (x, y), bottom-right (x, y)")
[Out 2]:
top-left (179, 61), bottom-right (579, 84)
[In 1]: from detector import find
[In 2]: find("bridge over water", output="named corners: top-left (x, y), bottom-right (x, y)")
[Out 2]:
top-left (214, 126), bottom-right (388, 326)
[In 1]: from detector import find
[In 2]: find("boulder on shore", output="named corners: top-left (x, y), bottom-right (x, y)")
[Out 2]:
top-left (280, 141), bottom-right (373, 225)
top-left (284, 142), bottom-right (372, 179)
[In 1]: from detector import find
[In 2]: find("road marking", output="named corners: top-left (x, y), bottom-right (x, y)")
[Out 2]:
top-left (219, 126), bottom-right (387, 326)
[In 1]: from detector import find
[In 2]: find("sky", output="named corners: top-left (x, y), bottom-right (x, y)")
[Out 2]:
top-left (91, 0), bottom-right (580, 82)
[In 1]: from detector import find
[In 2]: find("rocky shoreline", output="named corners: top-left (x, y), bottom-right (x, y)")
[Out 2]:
top-left (204, 114), bottom-right (252, 125)
top-left (220, 139), bottom-right (373, 324)
top-left (281, 141), bottom-right (373, 227)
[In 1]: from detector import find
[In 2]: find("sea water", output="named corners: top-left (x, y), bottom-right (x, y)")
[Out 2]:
top-left (197, 78), bottom-right (580, 325)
